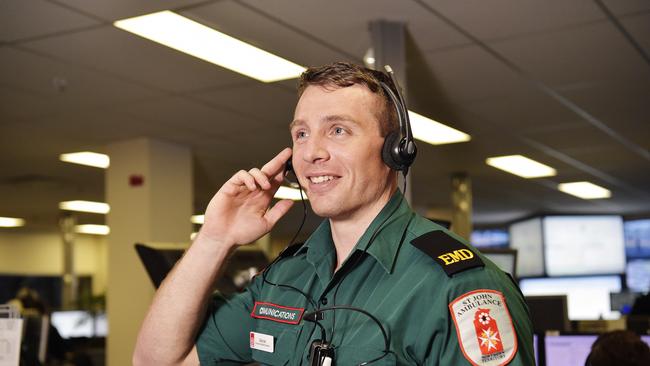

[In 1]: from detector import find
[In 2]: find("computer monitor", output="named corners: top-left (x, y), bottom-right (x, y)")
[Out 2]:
top-left (50, 310), bottom-right (93, 338)
top-left (610, 291), bottom-right (642, 314)
top-left (479, 248), bottom-right (517, 277)
top-left (134, 243), bottom-right (185, 288)
top-left (471, 229), bottom-right (509, 248)
top-left (519, 276), bottom-right (622, 320)
top-left (509, 218), bottom-right (544, 277)
top-left (626, 259), bottom-right (650, 293)
top-left (544, 335), bottom-right (597, 366)
top-left (545, 334), bottom-right (650, 366)
top-left (543, 215), bottom-right (625, 276)
top-left (525, 295), bottom-right (570, 333)
top-left (625, 219), bottom-right (650, 258)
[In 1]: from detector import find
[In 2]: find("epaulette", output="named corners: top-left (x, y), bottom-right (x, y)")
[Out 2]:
top-left (410, 230), bottom-right (484, 277)
top-left (277, 242), bottom-right (304, 259)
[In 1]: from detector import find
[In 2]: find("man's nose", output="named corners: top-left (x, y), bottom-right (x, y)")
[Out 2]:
top-left (302, 135), bottom-right (330, 164)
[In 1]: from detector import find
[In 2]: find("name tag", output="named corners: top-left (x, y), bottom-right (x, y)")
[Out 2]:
top-left (250, 331), bottom-right (274, 353)
top-left (251, 301), bottom-right (304, 325)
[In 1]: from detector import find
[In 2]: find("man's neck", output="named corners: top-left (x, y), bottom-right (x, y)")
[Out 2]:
top-left (329, 185), bottom-right (397, 271)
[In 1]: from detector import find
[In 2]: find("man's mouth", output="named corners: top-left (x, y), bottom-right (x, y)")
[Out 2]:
top-left (309, 175), bottom-right (337, 184)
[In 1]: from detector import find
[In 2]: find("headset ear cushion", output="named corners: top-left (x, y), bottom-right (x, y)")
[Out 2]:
top-left (382, 131), bottom-right (403, 171)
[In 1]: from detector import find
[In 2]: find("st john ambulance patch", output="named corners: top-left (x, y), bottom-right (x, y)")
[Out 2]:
top-left (449, 290), bottom-right (517, 366)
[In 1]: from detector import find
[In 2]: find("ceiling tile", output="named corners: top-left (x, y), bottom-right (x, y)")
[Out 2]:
top-left (0, 0), bottom-right (100, 42)
top-left (621, 12), bottom-right (650, 57)
top-left (421, 45), bottom-right (531, 103)
top-left (59, 0), bottom-right (207, 21)
top-left (601, 0), bottom-right (650, 15)
top-left (240, 0), bottom-right (468, 57)
top-left (191, 82), bottom-right (297, 128)
top-left (182, 1), bottom-right (355, 67)
top-left (422, 0), bottom-right (604, 41)
top-left (490, 21), bottom-right (650, 88)
top-left (21, 26), bottom-right (251, 93)
top-left (0, 46), bottom-right (161, 116)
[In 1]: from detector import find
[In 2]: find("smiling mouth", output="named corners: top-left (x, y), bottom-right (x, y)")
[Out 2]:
top-left (308, 175), bottom-right (338, 184)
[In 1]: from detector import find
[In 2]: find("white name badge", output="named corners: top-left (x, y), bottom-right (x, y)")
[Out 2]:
top-left (250, 331), bottom-right (274, 353)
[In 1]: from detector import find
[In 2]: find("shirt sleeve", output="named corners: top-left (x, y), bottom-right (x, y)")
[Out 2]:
top-left (421, 265), bottom-right (535, 366)
top-left (195, 277), bottom-right (263, 365)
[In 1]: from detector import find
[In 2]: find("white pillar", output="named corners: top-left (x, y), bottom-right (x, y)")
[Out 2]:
top-left (105, 138), bottom-right (192, 366)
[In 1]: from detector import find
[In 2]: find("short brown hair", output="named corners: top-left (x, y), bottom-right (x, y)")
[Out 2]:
top-left (297, 62), bottom-right (399, 137)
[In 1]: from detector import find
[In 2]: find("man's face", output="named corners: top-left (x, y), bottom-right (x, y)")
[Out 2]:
top-left (290, 84), bottom-right (394, 220)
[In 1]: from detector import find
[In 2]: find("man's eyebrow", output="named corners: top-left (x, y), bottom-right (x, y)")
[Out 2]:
top-left (289, 115), bottom-right (359, 131)
top-left (289, 119), bottom-right (304, 131)
top-left (323, 114), bottom-right (359, 125)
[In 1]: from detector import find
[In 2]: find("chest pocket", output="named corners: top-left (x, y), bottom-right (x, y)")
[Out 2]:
top-left (251, 321), bottom-right (301, 366)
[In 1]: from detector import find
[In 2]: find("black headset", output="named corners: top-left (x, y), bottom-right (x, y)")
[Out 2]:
top-left (379, 65), bottom-right (417, 174)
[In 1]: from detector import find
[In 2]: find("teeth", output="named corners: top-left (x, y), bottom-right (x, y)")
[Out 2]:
top-left (309, 175), bottom-right (335, 184)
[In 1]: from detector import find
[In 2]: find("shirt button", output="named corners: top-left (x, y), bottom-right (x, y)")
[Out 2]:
top-left (320, 297), bottom-right (328, 305)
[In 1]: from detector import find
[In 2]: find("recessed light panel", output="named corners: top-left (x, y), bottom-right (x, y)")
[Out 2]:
top-left (59, 201), bottom-right (110, 214)
top-left (0, 217), bottom-right (25, 227)
top-left (486, 155), bottom-right (556, 178)
top-left (408, 111), bottom-right (471, 145)
top-left (114, 11), bottom-right (305, 82)
top-left (75, 225), bottom-right (110, 235)
top-left (59, 152), bottom-right (109, 168)
top-left (558, 182), bottom-right (611, 199)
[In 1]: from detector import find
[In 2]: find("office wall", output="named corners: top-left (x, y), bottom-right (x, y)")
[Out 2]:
top-left (0, 230), bottom-right (107, 296)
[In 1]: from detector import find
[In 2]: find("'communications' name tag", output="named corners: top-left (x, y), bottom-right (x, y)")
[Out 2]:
top-left (251, 301), bottom-right (304, 325)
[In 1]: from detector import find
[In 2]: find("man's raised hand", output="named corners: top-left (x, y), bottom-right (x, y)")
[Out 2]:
top-left (197, 148), bottom-right (295, 248)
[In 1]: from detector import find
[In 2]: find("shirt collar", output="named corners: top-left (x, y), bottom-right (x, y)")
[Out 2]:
top-left (295, 190), bottom-right (413, 274)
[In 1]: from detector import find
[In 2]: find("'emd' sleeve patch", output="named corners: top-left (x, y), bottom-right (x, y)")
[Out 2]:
top-left (449, 290), bottom-right (518, 366)
top-left (410, 230), bottom-right (484, 276)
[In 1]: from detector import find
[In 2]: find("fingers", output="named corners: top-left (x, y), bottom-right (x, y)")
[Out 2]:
top-left (261, 147), bottom-right (292, 177)
top-left (249, 168), bottom-right (271, 190)
top-left (264, 199), bottom-right (294, 228)
top-left (229, 168), bottom-right (274, 193)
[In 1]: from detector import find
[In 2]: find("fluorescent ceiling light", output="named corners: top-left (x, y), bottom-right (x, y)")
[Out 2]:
top-left (486, 155), bottom-right (556, 178)
top-left (59, 201), bottom-right (110, 214)
top-left (558, 181), bottom-right (611, 199)
top-left (0, 217), bottom-right (25, 227)
top-left (75, 224), bottom-right (110, 235)
top-left (191, 215), bottom-right (204, 225)
top-left (275, 186), bottom-right (307, 201)
top-left (114, 11), bottom-right (306, 82)
top-left (59, 152), bottom-right (109, 168)
top-left (408, 111), bottom-right (471, 145)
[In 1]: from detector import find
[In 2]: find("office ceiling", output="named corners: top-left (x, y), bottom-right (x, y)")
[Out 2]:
top-left (1, 0), bottom-right (649, 238)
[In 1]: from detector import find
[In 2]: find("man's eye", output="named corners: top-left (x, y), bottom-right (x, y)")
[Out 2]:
top-left (295, 131), bottom-right (307, 139)
top-left (334, 127), bottom-right (345, 135)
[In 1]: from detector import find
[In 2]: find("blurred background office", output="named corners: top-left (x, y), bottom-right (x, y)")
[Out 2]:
top-left (1, 1), bottom-right (649, 365)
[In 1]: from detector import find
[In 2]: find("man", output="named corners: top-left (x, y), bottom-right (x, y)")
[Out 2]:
top-left (133, 62), bottom-right (534, 365)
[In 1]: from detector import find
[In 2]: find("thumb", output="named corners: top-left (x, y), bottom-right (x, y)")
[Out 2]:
top-left (264, 199), bottom-right (295, 229)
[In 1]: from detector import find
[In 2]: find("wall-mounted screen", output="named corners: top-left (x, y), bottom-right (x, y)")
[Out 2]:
top-left (625, 219), bottom-right (650, 258)
top-left (543, 215), bottom-right (625, 276)
top-left (509, 218), bottom-right (544, 277)
top-left (470, 229), bottom-right (509, 248)
top-left (519, 275), bottom-right (622, 320)
top-left (51, 311), bottom-right (94, 338)
top-left (626, 259), bottom-right (650, 293)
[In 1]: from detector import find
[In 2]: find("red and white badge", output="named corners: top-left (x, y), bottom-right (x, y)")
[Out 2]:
top-left (449, 289), bottom-right (517, 366)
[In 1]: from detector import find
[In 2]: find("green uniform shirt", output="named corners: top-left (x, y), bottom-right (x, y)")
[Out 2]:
top-left (197, 191), bottom-right (535, 365)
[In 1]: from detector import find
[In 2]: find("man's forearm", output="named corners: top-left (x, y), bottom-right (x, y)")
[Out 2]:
top-left (133, 232), bottom-right (235, 365)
